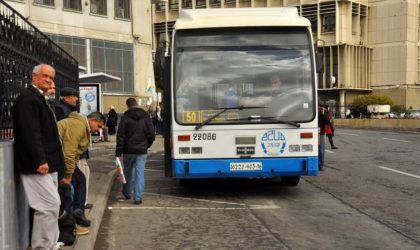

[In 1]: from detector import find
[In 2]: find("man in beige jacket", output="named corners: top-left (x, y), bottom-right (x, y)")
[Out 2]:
top-left (58, 111), bottom-right (105, 233)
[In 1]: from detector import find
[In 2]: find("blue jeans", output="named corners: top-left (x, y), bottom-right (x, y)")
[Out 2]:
top-left (123, 154), bottom-right (148, 202)
top-left (318, 134), bottom-right (325, 166)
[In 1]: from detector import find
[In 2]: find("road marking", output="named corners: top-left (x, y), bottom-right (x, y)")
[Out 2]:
top-left (148, 159), bottom-right (164, 162)
top-left (145, 187), bottom-right (175, 191)
top-left (338, 133), bottom-right (360, 136)
top-left (144, 192), bottom-right (248, 206)
top-left (325, 150), bottom-right (334, 154)
top-left (379, 166), bottom-right (420, 179)
top-left (145, 169), bottom-right (164, 172)
top-left (382, 138), bottom-right (411, 143)
top-left (90, 147), bottom-right (114, 151)
top-left (100, 153), bottom-right (116, 157)
top-left (108, 205), bottom-right (280, 210)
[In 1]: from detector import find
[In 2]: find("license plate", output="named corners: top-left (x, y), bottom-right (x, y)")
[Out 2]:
top-left (230, 162), bottom-right (263, 171)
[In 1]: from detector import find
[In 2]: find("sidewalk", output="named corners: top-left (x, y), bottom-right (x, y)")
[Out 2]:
top-left (63, 134), bottom-right (164, 250)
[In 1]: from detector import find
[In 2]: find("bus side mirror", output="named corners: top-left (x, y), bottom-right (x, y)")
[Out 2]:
top-left (316, 52), bottom-right (324, 74)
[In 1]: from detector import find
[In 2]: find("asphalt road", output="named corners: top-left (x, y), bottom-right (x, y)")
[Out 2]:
top-left (95, 129), bottom-right (420, 249)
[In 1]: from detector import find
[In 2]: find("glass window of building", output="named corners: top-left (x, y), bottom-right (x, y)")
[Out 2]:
top-left (91, 40), bottom-right (134, 93)
top-left (64, 0), bottom-right (82, 11)
top-left (182, 0), bottom-right (192, 9)
top-left (115, 0), bottom-right (130, 19)
top-left (169, 0), bottom-right (178, 10)
top-left (91, 0), bottom-right (107, 15)
top-left (322, 14), bottom-right (335, 33)
top-left (34, 0), bottom-right (54, 6)
top-left (156, 2), bottom-right (166, 11)
top-left (48, 34), bottom-right (87, 68)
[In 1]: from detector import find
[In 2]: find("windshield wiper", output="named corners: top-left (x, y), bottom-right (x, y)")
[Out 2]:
top-left (245, 115), bottom-right (301, 128)
top-left (195, 106), bottom-right (266, 130)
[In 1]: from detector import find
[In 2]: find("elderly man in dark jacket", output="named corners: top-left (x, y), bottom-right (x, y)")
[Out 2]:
top-left (13, 63), bottom-right (63, 249)
top-left (55, 86), bottom-right (79, 121)
top-left (116, 98), bottom-right (155, 204)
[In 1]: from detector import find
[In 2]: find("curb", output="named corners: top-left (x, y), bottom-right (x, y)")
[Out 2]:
top-left (65, 169), bottom-right (116, 250)
top-left (64, 136), bottom-right (163, 249)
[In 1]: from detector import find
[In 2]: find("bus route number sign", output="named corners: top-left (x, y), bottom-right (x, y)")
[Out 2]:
top-left (183, 111), bottom-right (201, 123)
top-left (182, 110), bottom-right (240, 124)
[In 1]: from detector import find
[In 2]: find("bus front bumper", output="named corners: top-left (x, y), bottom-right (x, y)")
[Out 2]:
top-left (172, 157), bottom-right (318, 178)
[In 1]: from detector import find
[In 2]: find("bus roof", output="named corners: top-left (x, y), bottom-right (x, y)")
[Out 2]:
top-left (174, 8), bottom-right (310, 30)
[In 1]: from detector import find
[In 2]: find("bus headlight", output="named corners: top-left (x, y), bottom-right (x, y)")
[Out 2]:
top-left (301, 144), bottom-right (313, 152)
top-left (179, 147), bottom-right (190, 154)
top-left (289, 145), bottom-right (300, 152)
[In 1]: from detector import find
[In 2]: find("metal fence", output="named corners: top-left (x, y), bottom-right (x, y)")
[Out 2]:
top-left (0, 2), bottom-right (79, 248)
top-left (0, 0), bottom-right (79, 140)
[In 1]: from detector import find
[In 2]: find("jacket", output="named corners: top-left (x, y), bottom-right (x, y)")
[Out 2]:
top-left (116, 107), bottom-right (155, 157)
top-left (13, 85), bottom-right (65, 177)
top-left (318, 111), bottom-right (330, 135)
top-left (58, 111), bottom-right (91, 179)
top-left (55, 101), bottom-right (78, 121)
top-left (106, 109), bottom-right (118, 127)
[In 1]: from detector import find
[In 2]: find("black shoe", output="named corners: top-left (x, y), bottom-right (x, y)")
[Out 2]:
top-left (332, 146), bottom-right (338, 149)
top-left (319, 165), bottom-right (324, 171)
top-left (134, 200), bottom-right (142, 205)
top-left (122, 192), bottom-right (131, 200)
top-left (73, 208), bottom-right (91, 227)
top-left (85, 203), bottom-right (93, 210)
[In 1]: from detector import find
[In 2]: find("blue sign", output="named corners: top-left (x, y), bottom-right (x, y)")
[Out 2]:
top-left (85, 92), bottom-right (96, 102)
top-left (261, 130), bottom-right (286, 156)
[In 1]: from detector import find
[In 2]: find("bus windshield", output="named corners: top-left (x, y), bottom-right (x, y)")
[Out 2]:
top-left (174, 27), bottom-right (315, 125)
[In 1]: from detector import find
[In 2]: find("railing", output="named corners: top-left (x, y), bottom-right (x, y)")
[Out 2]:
top-left (0, 0), bottom-right (79, 140)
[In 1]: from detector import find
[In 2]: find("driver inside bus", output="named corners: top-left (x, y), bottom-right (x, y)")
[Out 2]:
top-left (270, 75), bottom-right (285, 96)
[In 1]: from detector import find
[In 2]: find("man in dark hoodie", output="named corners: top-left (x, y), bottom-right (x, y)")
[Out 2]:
top-left (116, 98), bottom-right (155, 204)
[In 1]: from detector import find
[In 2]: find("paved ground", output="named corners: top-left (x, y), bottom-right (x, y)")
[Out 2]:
top-left (92, 129), bottom-right (420, 249)
top-left (63, 134), bottom-right (163, 249)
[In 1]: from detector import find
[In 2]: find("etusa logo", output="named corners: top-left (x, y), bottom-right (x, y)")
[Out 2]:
top-left (85, 92), bottom-right (95, 102)
top-left (261, 130), bottom-right (286, 156)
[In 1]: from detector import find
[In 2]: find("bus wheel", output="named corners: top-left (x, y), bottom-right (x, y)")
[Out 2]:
top-left (281, 176), bottom-right (300, 186)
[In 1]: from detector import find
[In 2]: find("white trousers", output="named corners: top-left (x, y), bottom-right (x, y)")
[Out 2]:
top-left (78, 159), bottom-right (90, 204)
top-left (20, 172), bottom-right (60, 250)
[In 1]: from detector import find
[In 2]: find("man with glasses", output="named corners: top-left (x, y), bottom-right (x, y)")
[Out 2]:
top-left (13, 64), bottom-right (64, 249)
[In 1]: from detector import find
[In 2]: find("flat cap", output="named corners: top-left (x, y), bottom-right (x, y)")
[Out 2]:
top-left (61, 87), bottom-right (79, 97)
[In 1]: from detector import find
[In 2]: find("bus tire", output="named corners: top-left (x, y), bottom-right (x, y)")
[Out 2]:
top-left (281, 176), bottom-right (300, 186)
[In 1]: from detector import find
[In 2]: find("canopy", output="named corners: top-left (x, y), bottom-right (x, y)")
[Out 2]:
top-left (79, 72), bottom-right (121, 83)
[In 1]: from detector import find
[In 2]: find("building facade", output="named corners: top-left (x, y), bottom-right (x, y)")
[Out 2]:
top-left (6, 0), bottom-right (155, 112)
top-left (152, 0), bottom-right (420, 116)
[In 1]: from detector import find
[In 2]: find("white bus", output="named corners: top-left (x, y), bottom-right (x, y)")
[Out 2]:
top-left (162, 8), bottom-right (323, 185)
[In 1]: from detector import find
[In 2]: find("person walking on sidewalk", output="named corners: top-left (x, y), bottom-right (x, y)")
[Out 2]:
top-left (318, 103), bottom-right (328, 171)
top-left (106, 105), bottom-right (118, 135)
top-left (324, 105), bottom-right (338, 149)
top-left (116, 98), bottom-right (155, 204)
top-left (13, 63), bottom-right (63, 249)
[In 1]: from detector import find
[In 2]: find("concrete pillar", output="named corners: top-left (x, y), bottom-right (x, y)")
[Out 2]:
top-left (339, 90), bottom-right (346, 118)
top-left (0, 141), bottom-right (29, 250)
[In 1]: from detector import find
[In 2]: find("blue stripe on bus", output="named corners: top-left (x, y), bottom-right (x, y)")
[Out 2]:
top-left (172, 157), bottom-right (318, 178)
